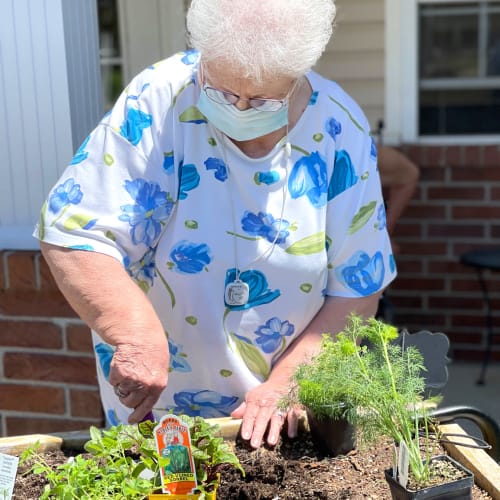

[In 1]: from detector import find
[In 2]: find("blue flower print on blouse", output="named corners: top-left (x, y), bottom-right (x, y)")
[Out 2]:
top-left (48, 178), bottom-right (83, 214)
top-left (179, 163), bottom-right (200, 200)
top-left (106, 409), bottom-right (120, 427)
top-left (181, 49), bottom-right (199, 65)
top-left (225, 268), bottom-right (280, 311)
top-left (370, 137), bottom-right (377, 160)
top-left (70, 135), bottom-right (90, 165)
top-left (169, 240), bottom-right (212, 274)
top-left (119, 179), bottom-right (174, 246)
top-left (254, 171), bottom-right (280, 185)
top-left (95, 342), bottom-right (114, 380)
top-left (377, 203), bottom-right (387, 231)
top-left (336, 250), bottom-right (385, 296)
top-left (309, 91), bottom-right (319, 105)
top-left (241, 211), bottom-right (290, 244)
top-left (170, 390), bottom-right (239, 418)
top-left (163, 152), bottom-right (174, 174)
top-left (168, 338), bottom-right (192, 373)
top-left (204, 157), bottom-right (228, 182)
top-left (326, 117), bottom-right (342, 140)
top-left (119, 107), bottom-right (153, 146)
top-left (124, 247), bottom-right (156, 289)
top-left (255, 317), bottom-right (295, 354)
top-left (327, 149), bottom-right (359, 201)
top-left (289, 151), bottom-right (328, 208)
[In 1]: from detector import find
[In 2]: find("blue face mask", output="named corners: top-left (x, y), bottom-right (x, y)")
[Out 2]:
top-left (197, 90), bottom-right (289, 141)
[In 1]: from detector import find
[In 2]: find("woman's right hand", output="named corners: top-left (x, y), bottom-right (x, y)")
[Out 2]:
top-left (40, 242), bottom-right (170, 422)
top-left (109, 339), bottom-right (169, 423)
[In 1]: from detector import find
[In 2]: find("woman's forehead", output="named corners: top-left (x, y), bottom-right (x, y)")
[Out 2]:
top-left (202, 60), bottom-right (293, 95)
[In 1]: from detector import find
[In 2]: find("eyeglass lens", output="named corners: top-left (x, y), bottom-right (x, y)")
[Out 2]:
top-left (204, 86), bottom-right (285, 112)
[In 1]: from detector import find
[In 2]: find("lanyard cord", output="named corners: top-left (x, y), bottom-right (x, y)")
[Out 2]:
top-left (214, 126), bottom-right (291, 281)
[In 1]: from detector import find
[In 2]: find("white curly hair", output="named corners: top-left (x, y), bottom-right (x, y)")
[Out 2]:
top-left (186, 0), bottom-right (336, 82)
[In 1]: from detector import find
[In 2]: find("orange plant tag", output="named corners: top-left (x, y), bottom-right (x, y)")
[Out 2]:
top-left (154, 414), bottom-right (198, 495)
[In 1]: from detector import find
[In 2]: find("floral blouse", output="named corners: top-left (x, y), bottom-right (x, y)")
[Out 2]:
top-left (34, 50), bottom-right (396, 425)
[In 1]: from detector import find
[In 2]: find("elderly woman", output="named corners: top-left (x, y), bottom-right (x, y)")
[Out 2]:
top-left (36, 0), bottom-right (396, 448)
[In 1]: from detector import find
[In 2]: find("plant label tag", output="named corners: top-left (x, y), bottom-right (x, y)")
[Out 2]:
top-left (0, 452), bottom-right (19, 500)
top-left (397, 440), bottom-right (410, 489)
top-left (154, 414), bottom-right (197, 495)
top-left (392, 443), bottom-right (398, 479)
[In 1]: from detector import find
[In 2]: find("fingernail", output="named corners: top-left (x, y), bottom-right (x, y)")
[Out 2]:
top-left (242, 431), bottom-right (251, 440)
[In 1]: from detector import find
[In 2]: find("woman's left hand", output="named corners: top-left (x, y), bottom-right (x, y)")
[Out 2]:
top-left (230, 380), bottom-right (299, 448)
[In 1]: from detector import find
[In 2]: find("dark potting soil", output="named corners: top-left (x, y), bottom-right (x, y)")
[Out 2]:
top-left (14, 433), bottom-right (492, 499)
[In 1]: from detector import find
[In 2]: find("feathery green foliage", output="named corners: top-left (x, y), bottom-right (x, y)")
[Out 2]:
top-left (291, 314), bottom-right (441, 486)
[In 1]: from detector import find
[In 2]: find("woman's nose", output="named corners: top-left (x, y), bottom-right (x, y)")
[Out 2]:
top-left (234, 99), bottom-right (251, 111)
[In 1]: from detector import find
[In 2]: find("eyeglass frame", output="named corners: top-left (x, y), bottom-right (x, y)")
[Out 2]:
top-left (200, 76), bottom-right (298, 112)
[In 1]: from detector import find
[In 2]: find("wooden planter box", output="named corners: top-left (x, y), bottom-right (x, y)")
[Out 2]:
top-left (1, 418), bottom-right (499, 499)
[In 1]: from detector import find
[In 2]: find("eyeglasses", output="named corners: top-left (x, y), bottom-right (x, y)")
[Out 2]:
top-left (202, 81), bottom-right (296, 112)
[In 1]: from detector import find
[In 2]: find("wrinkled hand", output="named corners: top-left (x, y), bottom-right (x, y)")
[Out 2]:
top-left (231, 380), bottom-right (299, 448)
top-left (109, 342), bottom-right (169, 424)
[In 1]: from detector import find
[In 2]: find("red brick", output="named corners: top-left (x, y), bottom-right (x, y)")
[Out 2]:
top-left (419, 166), bottom-right (446, 183)
top-left (0, 384), bottom-right (65, 413)
top-left (463, 146), bottom-right (482, 167)
top-left (0, 290), bottom-right (78, 317)
top-left (426, 146), bottom-right (447, 167)
top-left (0, 252), bottom-right (6, 291)
top-left (450, 314), bottom-right (489, 328)
top-left (0, 320), bottom-right (62, 349)
top-left (452, 350), bottom-right (489, 362)
top-left (452, 206), bottom-right (500, 219)
top-left (392, 259), bottom-right (423, 274)
top-left (4, 353), bottom-right (98, 385)
top-left (393, 223), bottom-right (421, 238)
top-left (5, 416), bottom-right (103, 437)
top-left (37, 253), bottom-right (59, 290)
top-left (7, 252), bottom-right (37, 289)
top-left (429, 260), bottom-right (473, 274)
top-left (483, 145), bottom-right (500, 167)
top-left (391, 296), bottom-right (423, 308)
top-left (427, 297), bottom-right (483, 310)
top-left (398, 241), bottom-right (447, 257)
top-left (427, 187), bottom-right (484, 201)
top-left (404, 205), bottom-right (446, 219)
top-left (70, 389), bottom-right (104, 418)
top-left (445, 331), bottom-right (482, 345)
top-left (391, 277), bottom-right (445, 292)
top-left (401, 145), bottom-right (424, 166)
top-left (66, 324), bottom-right (93, 352)
top-left (449, 279), bottom-right (483, 293)
top-left (428, 224), bottom-right (484, 238)
top-left (444, 145), bottom-right (464, 167)
top-left (452, 166), bottom-right (500, 182)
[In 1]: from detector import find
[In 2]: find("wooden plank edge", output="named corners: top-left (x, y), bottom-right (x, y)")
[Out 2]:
top-left (439, 422), bottom-right (500, 499)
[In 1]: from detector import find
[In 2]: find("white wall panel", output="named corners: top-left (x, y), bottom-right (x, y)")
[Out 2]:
top-left (0, 0), bottom-right (101, 249)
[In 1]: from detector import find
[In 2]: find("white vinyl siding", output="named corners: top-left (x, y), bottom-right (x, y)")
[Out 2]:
top-left (315, 0), bottom-right (386, 132)
top-left (0, 0), bottom-right (102, 250)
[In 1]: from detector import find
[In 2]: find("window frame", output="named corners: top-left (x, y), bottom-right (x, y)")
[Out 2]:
top-left (385, 0), bottom-right (500, 145)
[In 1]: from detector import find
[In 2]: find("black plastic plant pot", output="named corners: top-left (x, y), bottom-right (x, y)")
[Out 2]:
top-left (306, 409), bottom-right (356, 456)
top-left (384, 455), bottom-right (474, 500)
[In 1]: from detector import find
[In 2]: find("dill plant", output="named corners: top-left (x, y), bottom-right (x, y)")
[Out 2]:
top-left (291, 314), bottom-right (440, 487)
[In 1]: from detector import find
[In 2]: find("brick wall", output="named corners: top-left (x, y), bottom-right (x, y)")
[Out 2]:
top-left (391, 144), bottom-right (500, 361)
top-left (1, 143), bottom-right (499, 437)
top-left (0, 251), bottom-right (104, 437)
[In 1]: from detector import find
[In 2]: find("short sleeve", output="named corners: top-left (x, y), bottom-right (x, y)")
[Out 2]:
top-left (325, 125), bottom-right (396, 298)
top-left (33, 62), bottom-right (179, 266)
